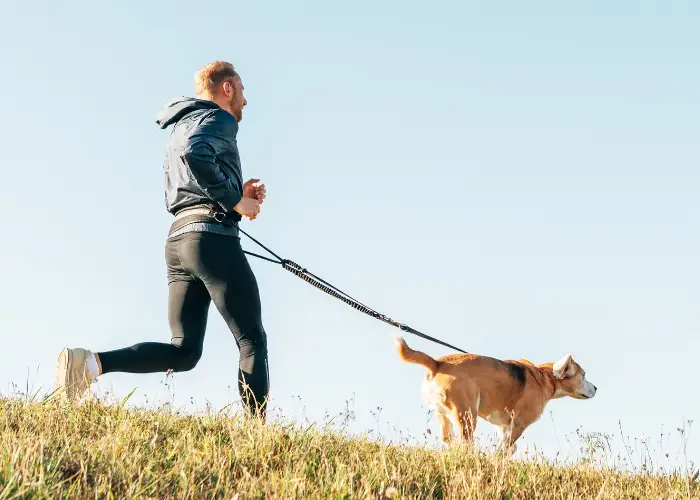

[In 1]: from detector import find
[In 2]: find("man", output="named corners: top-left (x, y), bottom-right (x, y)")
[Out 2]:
top-left (54, 61), bottom-right (270, 419)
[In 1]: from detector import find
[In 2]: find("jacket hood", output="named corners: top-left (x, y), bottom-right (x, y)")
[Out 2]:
top-left (156, 97), bottom-right (220, 129)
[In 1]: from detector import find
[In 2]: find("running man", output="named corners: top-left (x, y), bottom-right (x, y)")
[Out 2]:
top-left (54, 61), bottom-right (271, 419)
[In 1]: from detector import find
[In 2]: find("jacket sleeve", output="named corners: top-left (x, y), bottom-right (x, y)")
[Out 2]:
top-left (180, 113), bottom-right (242, 212)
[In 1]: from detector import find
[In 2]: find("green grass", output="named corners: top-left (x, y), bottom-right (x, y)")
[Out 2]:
top-left (0, 393), bottom-right (697, 499)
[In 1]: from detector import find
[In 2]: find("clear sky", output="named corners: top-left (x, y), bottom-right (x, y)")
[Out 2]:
top-left (2, 0), bottom-right (698, 469)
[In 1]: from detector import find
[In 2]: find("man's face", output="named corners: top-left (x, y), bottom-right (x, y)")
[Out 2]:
top-left (225, 76), bottom-right (247, 122)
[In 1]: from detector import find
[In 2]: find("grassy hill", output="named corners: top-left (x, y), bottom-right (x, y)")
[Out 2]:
top-left (0, 396), bottom-right (696, 499)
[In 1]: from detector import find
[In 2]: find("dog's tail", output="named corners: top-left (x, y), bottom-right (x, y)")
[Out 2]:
top-left (394, 336), bottom-right (439, 376)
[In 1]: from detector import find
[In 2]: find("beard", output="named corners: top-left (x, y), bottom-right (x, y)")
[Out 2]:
top-left (229, 94), bottom-right (243, 122)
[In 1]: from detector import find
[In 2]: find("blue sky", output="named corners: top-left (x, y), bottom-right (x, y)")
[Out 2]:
top-left (2, 0), bottom-right (698, 468)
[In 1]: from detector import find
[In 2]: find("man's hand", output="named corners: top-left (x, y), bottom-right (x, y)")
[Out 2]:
top-left (243, 178), bottom-right (266, 204)
top-left (233, 197), bottom-right (260, 220)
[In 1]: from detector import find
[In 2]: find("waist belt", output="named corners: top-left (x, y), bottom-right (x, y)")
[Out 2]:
top-left (168, 204), bottom-right (239, 237)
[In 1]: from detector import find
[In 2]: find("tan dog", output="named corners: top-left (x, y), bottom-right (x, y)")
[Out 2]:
top-left (394, 336), bottom-right (596, 453)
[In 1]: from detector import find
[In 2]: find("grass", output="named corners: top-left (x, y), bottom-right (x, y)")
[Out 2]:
top-left (0, 389), bottom-right (698, 499)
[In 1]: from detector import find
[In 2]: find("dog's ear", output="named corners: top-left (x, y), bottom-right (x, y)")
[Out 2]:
top-left (553, 353), bottom-right (574, 379)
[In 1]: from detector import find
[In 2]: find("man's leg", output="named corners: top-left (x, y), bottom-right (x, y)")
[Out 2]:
top-left (98, 278), bottom-right (210, 374)
top-left (54, 235), bottom-right (211, 400)
top-left (176, 231), bottom-right (269, 419)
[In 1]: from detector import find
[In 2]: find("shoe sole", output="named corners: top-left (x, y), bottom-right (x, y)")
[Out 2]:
top-left (54, 347), bottom-right (73, 400)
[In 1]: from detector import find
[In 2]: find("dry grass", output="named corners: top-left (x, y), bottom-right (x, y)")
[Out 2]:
top-left (0, 391), bottom-right (697, 499)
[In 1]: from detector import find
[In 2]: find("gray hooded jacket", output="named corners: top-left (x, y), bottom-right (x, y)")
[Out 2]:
top-left (156, 97), bottom-right (244, 223)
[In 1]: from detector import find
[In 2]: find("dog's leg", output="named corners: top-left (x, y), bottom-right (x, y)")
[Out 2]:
top-left (436, 411), bottom-right (454, 443)
top-left (452, 403), bottom-right (478, 446)
top-left (499, 422), bottom-right (525, 455)
top-left (498, 426), bottom-right (516, 455)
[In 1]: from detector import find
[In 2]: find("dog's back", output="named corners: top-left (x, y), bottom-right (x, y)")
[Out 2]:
top-left (395, 336), bottom-right (528, 389)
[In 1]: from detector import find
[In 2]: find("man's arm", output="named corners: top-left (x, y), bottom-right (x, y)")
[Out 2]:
top-left (180, 113), bottom-right (242, 212)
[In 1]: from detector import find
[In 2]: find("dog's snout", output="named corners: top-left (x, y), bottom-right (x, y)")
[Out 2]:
top-left (584, 380), bottom-right (597, 398)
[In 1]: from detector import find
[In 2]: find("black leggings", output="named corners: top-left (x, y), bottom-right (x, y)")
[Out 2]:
top-left (97, 230), bottom-right (269, 417)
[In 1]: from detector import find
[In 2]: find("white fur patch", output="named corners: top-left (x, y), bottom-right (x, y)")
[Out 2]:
top-left (421, 377), bottom-right (446, 410)
top-left (422, 379), bottom-right (464, 441)
top-left (484, 410), bottom-right (510, 426)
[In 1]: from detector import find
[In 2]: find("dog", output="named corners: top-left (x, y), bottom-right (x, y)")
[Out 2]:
top-left (394, 336), bottom-right (596, 453)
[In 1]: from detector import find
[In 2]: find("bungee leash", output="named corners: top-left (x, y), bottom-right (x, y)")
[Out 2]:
top-left (238, 227), bottom-right (468, 354)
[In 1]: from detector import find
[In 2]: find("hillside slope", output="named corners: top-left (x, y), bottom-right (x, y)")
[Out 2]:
top-left (0, 397), bottom-right (695, 498)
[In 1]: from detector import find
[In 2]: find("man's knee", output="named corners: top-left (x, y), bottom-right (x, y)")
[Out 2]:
top-left (239, 329), bottom-right (267, 361)
top-left (171, 346), bottom-right (203, 372)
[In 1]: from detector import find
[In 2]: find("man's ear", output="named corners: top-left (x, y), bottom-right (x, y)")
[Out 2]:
top-left (553, 353), bottom-right (574, 379)
top-left (222, 79), bottom-right (233, 97)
